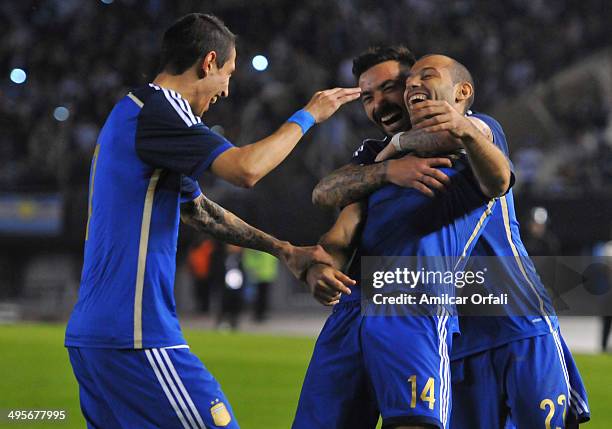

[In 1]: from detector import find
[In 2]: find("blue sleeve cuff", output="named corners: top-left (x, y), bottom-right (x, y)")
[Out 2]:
top-left (287, 109), bottom-right (316, 135)
top-left (180, 176), bottom-right (203, 202)
top-left (191, 142), bottom-right (234, 179)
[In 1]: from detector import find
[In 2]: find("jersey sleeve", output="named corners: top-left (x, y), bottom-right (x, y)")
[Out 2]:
top-left (135, 93), bottom-right (234, 179)
top-left (180, 175), bottom-right (203, 203)
top-left (350, 139), bottom-right (386, 165)
top-left (470, 112), bottom-right (516, 190)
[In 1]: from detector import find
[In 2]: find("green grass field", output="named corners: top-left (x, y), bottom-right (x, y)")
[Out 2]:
top-left (0, 324), bottom-right (610, 428)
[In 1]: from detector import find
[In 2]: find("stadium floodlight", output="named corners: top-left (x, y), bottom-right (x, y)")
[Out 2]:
top-left (252, 55), bottom-right (269, 72)
top-left (225, 269), bottom-right (244, 290)
top-left (533, 206), bottom-right (548, 224)
top-left (10, 68), bottom-right (27, 84)
top-left (53, 106), bottom-right (70, 122)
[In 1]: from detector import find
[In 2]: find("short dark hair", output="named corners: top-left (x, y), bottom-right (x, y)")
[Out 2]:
top-left (352, 45), bottom-right (416, 80)
top-left (448, 58), bottom-right (475, 111)
top-left (160, 13), bottom-right (236, 75)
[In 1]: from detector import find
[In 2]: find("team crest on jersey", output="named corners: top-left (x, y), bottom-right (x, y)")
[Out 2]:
top-left (210, 400), bottom-right (231, 426)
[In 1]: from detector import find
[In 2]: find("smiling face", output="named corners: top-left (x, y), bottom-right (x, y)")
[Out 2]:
top-left (404, 55), bottom-right (459, 110)
top-left (198, 46), bottom-right (236, 115)
top-left (358, 60), bottom-right (411, 136)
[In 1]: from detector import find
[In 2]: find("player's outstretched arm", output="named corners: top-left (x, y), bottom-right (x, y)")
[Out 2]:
top-left (306, 202), bottom-right (363, 305)
top-left (210, 87), bottom-right (361, 188)
top-left (180, 195), bottom-right (334, 280)
top-left (311, 154), bottom-right (452, 209)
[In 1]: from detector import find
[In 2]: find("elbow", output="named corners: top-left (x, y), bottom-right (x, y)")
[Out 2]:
top-left (238, 172), bottom-right (258, 189)
top-left (232, 163), bottom-right (260, 189)
top-left (482, 172), bottom-right (511, 198)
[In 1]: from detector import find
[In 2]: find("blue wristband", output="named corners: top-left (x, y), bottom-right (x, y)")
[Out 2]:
top-left (287, 109), bottom-right (316, 135)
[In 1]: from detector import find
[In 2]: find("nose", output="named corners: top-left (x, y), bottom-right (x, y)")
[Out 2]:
top-left (405, 75), bottom-right (420, 88)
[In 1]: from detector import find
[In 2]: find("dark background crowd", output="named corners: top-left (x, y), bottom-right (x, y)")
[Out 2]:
top-left (1, 0), bottom-right (611, 315)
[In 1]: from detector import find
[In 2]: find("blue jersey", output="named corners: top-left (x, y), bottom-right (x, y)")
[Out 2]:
top-left (452, 114), bottom-right (558, 360)
top-left (65, 84), bottom-right (233, 349)
top-left (347, 130), bottom-right (495, 316)
top-left (297, 123), bottom-right (495, 429)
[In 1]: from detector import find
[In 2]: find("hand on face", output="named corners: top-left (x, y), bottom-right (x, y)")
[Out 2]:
top-left (305, 263), bottom-right (355, 306)
top-left (408, 100), bottom-right (475, 139)
top-left (372, 99), bottom-right (411, 135)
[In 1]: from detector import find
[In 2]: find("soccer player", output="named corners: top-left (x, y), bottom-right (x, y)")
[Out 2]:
top-left (293, 47), bottom-right (511, 429)
top-left (308, 51), bottom-right (589, 428)
top-left (64, 13), bottom-right (360, 429)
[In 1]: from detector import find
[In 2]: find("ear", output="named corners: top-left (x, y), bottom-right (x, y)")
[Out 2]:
top-left (199, 51), bottom-right (218, 78)
top-left (455, 81), bottom-right (473, 104)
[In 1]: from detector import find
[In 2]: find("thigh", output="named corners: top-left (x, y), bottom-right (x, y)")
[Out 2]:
top-left (363, 314), bottom-right (455, 429)
top-left (77, 346), bottom-right (238, 429)
top-left (449, 351), bottom-right (506, 429)
top-left (67, 347), bottom-right (122, 429)
top-left (292, 304), bottom-right (378, 429)
top-left (501, 332), bottom-right (571, 429)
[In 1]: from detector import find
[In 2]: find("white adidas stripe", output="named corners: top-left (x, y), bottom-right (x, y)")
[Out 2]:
top-left (152, 349), bottom-right (200, 428)
top-left (570, 387), bottom-right (589, 413)
top-left (160, 349), bottom-right (207, 428)
top-left (148, 83), bottom-right (201, 127)
top-left (437, 312), bottom-right (445, 426)
top-left (436, 309), bottom-right (450, 428)
top-left (161, 88), bottom-right (194, 126)
top-left (145, 349), bottom-right (192, 429)
top-left (569, 394), bottom-right (584, 415)
top-left (169, 90), bottom-right (201, 125)
top-left (440, 313), bottom-right (450, 428)
top-left (551, 331), bottom-right (571, 406)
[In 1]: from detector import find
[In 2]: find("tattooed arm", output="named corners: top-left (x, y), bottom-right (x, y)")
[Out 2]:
top-left (181, 194), bottom-right (334, 280)
top-left (312, 129), bottom-right (456, 209)
top-left (311, 154), bottom-right (453, 209)
top-left (374, 128), bottom-right (462, 162)
top-left (311, 163), bottom-right (387, 210)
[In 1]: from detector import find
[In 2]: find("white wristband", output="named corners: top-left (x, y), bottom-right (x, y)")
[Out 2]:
top-left (390, 132), bottom-right (406, 151)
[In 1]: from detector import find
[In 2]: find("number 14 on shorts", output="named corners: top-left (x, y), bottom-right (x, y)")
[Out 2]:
top-left (407, 375), bottom-right (436, 410)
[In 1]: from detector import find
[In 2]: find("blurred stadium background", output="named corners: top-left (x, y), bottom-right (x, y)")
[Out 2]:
top-left (1, 0), bottom-right (611, 427)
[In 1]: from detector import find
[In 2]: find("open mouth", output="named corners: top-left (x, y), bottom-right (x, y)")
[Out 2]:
top-left (379, 110), bottom-right (404, 126)
top-left (407, 93), bottom-right (428, 105)
top-left (210, 95), bottom-right (219, 104)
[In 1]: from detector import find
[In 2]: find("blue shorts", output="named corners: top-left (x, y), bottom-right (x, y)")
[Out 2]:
top-left (67, 346), bottom-right (238, 429)
top-left (293, 302), bottom-right (456, 429)
top-left (450, 330), bottom-right (590, 429)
